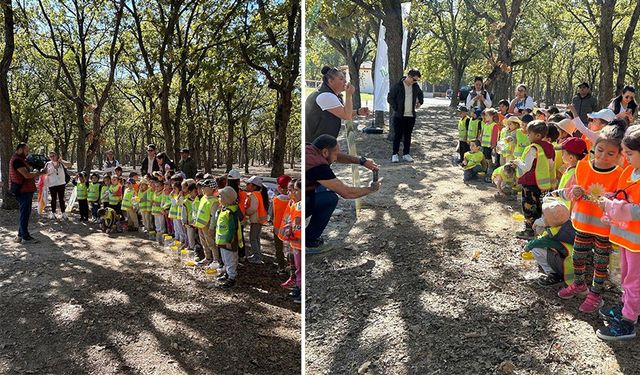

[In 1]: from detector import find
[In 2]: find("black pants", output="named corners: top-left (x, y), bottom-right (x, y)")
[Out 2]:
top-left (49, 184), bottom-right (66, 213)
top-left (458, 141), bottom-right (470, 163)
top-left (91, 202), bottom-right (100, 219)
top-left (78, 199), bottom-right (89, 220)
top-left (392, 116), bottom-right (416, 155)
top-left (522, 185), bottom-right (544, 230)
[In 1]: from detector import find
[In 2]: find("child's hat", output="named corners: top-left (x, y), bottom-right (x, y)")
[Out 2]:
top-left (554, 137), bottom-right (587, 156)
top-left (201, 179), bottom-right (217, 188)
top-left (277, 175), bottom-right (292, 188)
top-left (587, 108), bottom-right (615, 123)
top-left (126, 178), bottom-right (135, 184)
top-left (555, 118), bottom-right (576, 135)
top-left (473, 108), bottom-right (482, 118)
top-left (457, 105), bottom-right (468, 113)
top-left (227, 169), bottom-right (241, 180)
top-left (219, 186), bottom-right (237, 205)
top-left (246, 176), bottom-right (263, 188)
top-left (504, 115), bottom-right (523, 125)
top-left (521, 114), bottom-right (534, 123)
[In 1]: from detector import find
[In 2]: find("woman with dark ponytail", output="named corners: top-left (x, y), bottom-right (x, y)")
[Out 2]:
top-left (609, 85), bottom-right (638, 123)
top-left (305, 66), bottom-right (369, 142)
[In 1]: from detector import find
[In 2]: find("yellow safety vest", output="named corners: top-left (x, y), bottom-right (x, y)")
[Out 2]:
top-left (458, 117), bottom-right (470, 141)
top-left (466, 119), bottom-right (480, 141)
top-left (151, 191), bottom-right (163, 216)
top-left (88, 182), bottom-right (100, 202)
top-left (480, 122), bottom-right (496, 148)
top-left (194, 195), bottom-right (215, 229)
top-left (513, 129), bottom-right (530, 159)
top-left (216, 204), bottom-right (243, 248)
top-left (76, 182), bottom-right (88, 200)
top-left (108, 185), bottom-right (122, 206)
top-left (121, 188), bottom-right (135, 210)
top-left (520, 143), bottom-right (551, 190)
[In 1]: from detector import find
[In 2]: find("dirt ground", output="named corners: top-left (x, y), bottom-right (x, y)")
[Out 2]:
top-left (0, 167), bottom-right (301, 375)
top-left (305, 105), bottom-right (640, 374)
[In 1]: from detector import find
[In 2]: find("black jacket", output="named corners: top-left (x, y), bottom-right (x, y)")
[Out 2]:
top-left (387, 78), bottom-right (424, 118)
top-left (140, 156), bottom-right (161, 176)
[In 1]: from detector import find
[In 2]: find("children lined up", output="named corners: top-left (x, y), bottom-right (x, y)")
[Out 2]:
top-left (456, 90), bottom-right (640, 340)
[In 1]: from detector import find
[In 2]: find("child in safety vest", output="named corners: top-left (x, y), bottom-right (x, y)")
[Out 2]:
top-left (513, 114), bottom-right (533, 160)
top-left (480, 108), bottom-right (500, 178)
top-left (279, 179), bottom-right (302, 304)
top-left (596, 125), bottom-right (640, 340)
top-left (511, 120), bottom-right (555, 240)
top-left (121, 179), bottom-right (139, 231)
top-left (462, 140), bottom-right (484, 182)
top-left (280, 179), bottom-right (298, 289)
top-left (74, 172), bottom-right (89, 222)
top-left (88, 173), bottom-right (101, 223)
top-left (491, 164), bottom-right (515, 197)
top-left (497, 116), bottom-right (521, 166)
top-left (556, 124), bottom-right (625, 313)
top-left (169, 181), bottom-right (186, 246)
top-left (244, 176), bottom-right (270, 264)
top-left (151, 179), bottom-right (166, 243)
top-left (544, 124), bottom-right (561, 188)
top-left (456, 106), bottom-right (471, 165)
top-left (138, 179), bottom-right (154, 238)
top-left (216, 186), bottom-right (244, 290)
top-left (467, 109), bottom-right (482, 143)
top-left (98, 207), bottom-right (119, 234)
top-left (100, 174), bottom-right (111, 210)
top-left (568, 105), bottom-right (614, 159)
top-left (108, 175), bottom-right (123, 215)
top-left (272, 175), bottom-right (292, 274)
top-left (182, 179), bottom-right (198, 251)
top-left (161, 182), bottom-right (174, 237)
top-left (194, 179), bottom-right (221, 268)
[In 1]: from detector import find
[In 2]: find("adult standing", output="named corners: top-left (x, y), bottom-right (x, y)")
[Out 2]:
top-left (305, 66), bottom-right (369, 142)
top-left (44, 151), bottom-right (72, 220)
top-left (156, 152), bottom-right (176, 172)
top-left (465, 76), bottom-right (492, 111)
top-left (178, 148), bottom-right (197, 179)
top-left (509, 84), bottom-right (534, 114)
top-left (571, 82), bottom-right (598, 124)
top-left (305, 135), bottom-right (380, 253)
top-left (609, 85), bottom-right (638, 123)
top-left (9, 143), bottom-right (46, 243)
top-left (140, 144), bottom-right (161, 176)
top-left (102, 150), bottom-right (120, 174)
top-left (388, 68), bottom-right (424, 163)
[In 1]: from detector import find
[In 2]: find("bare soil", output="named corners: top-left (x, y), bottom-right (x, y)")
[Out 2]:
top-left (305, 105), bottom-right (640, 374)
top-left (0, 167), bottom-right (300, 375)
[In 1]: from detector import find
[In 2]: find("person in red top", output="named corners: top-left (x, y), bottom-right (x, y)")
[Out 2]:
top-left (9, 143), bottom-right (46, 243)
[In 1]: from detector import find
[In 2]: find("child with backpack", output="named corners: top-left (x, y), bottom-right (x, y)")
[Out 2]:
top-left (216, 186), bottom-right (244, 289)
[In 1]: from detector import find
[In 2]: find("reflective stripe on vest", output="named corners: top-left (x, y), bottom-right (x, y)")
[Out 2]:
top-left (76, 183), bottom-right (88, 200)
top-left (290, 201), bottom-right (302, 249)
top-left (572, 159), bottom-right (622, 236)
top-left (277, 201), bottom-right (294, 241)
top-left (101, 186), bottom-right (110, 203)
top-left (194, 196), bottom-right (214, 229)
top-left (513, 129), bottom-right (530, 159)
top-left (558, 167), bottom-right (576, 208)
top-left (138, 191), bottom-right (151, 212)
top-left (121, 188), bottom-right (134, 210)
top-left (192, 196), bottom-right (201, 223)
top-left (252, 191), bottom-right (269, 224)
top-left (609, 166), bottom-right (640, 251)
top-left (480, 122), bottom-right (496, 148)
top-left (521, 143), bottom-right (551, 190)
top-left (87, 183), bottom-right (100, 202)
top-left (466, 119), bottom-right (480, 141)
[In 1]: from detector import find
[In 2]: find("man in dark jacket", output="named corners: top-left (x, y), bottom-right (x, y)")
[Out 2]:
top-left (571, 82), bottom-right (598, 124)
top-left (140, 144), bottom-right (161, 176)
top-left (388, 68), bottom-right (424, 163)
top-left (178, 148), bottom-right (197, 179)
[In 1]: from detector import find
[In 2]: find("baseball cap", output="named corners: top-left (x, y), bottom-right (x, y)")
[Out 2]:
top-left (180, 148), bottom-right (190, 154)
top-left (578, 82), bottom-right (590, 89)
top-left (246, 176), bottom-right (263, 188)
top-left (457, 105), bottom-right (468, 113)
top-left (277, 175), bottom-right (292, 188)
top-left (554, 137), bottom-right (587, 156)
top-left (201, 179), bottom-right (217, 188)
top-left (227, 169), bottom-right (241, 180)
top-left (555, 118), bottom-right (576, 135)
top-left (587, 108), bottom-right (615, 123)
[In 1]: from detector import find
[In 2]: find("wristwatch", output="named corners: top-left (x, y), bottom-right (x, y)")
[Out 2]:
top-left (359, 156), bottom-right (367, 166)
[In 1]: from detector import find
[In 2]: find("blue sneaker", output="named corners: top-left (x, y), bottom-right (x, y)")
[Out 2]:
top-left (599, 303), bottom-right (623, 322)
top-left (596, 319), bottom-right (636, 341)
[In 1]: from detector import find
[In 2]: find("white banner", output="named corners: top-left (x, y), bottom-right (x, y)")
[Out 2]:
top-left (373, 2), bottom-right (411, 112)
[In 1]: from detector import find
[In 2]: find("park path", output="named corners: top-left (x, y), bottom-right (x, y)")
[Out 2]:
top-left (306, 104), bottom-right (637, 374)
top-left (0, 207), bottom-right (300, 374)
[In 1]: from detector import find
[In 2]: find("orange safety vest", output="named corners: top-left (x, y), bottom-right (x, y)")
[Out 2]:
top-left (279, 200), bottom-right (301, 249)
top-left (277, 200), bottom-right (294, 241)
top-left (571, 159), bottom-right (622, 236)
top-left (238, 190), bottom-right (248, 216)
top-left (272, 194), bottom-right (290, 229)
top-left (609, 166), bottom-right (640, 251)
top-left (252, 191), bottom-right (269, 224)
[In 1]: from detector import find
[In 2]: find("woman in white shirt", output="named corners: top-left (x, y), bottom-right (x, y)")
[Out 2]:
top-left (103, 150), bottom-right (120, 174)
top-left (509, 84), bottom-right (534, 114)
top-left (44, 151), bottom-right (72, 219)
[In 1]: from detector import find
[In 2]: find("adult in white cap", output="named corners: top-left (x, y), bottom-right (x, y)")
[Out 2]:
top-left (567, 107), bottom-right (615, 146)
top-left (244, 175), bottom-right (270, 264)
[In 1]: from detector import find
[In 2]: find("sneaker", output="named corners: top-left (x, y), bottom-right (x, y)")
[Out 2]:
top-left (402, 154), bottom-right (414, 162)
top-left (14, 236), bottom-right (23, 243)
top-left (306, 242), bottom-right (334, 255)
top-left (280, 277), bottom-right (296, 289)
top-left (217, 273), bottom-right (229, 282)
top-left (515, 229), bottom-right (535, 240)
top-left (22, 235), bottom-right (40, 244)
top-left (558, 283), bottom-right (588, 299)
top-left (48, 212), bottom-right (55, 220)
top-left (600, 303), bottom-right (624, 322)
top-left (293, 294), bottom-right (301, 304)
top-left (596, 318), bottom-right (636, 341)
top-left (289, 286), bottom-right (301, 298)
top-left (248, 256), bottom-right (264, 264)
top-left (537, 274), bottom-right (564, 287)
top-left (219, 278), bottom-right (236, 289)
top-left (61, 213), bottom-right (68, 220)
top-left (196, 259), bottom-right (212, 267)
top-left (391, 154), bottom-right (399, 163)
top-left (579, 291), bottom-right (604, 313)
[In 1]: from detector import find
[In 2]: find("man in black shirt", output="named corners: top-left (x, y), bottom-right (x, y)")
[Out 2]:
top-left (306, 135), bottom-right (381, 253)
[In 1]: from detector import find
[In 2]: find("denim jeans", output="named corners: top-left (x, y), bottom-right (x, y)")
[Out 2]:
top-left (306, 185), bottom-right (339, 246)
top-left (463, 165), bottom-right (483, 181)
top-left (17, 192), bottom-right (34, 239)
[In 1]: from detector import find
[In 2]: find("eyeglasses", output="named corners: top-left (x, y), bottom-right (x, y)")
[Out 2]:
top-left (147, 149), bottom-right (154, 152)
top-left (624, 95), bottom-right (634, 100)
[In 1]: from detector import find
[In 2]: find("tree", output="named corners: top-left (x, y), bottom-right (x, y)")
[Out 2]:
top-left (0, 0), bottom-right (16, 209)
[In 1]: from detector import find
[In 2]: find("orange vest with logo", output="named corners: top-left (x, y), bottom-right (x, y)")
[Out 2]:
top-left (272, 195), bottom-right (290, 229)
top-left (571, 159), bottom-right (622, 236)
top-left (609, 166), bottom-right (640, 251)
top-left (252, 191), bottom-right (269, 224)
top-left (289, 202), bottom-right (302, 250)
top-left (277, 200), bottom-right (294, 241)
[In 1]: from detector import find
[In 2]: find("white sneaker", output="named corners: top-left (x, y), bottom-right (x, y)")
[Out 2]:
top-left (48, 212), bottom-right (55, 220)
top-left (391, 154), bottom-right (399, 163)
top-left (403, 154), bottom-right (414, 162)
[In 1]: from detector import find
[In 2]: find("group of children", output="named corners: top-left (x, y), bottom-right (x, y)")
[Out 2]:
top-left (68, 166), bottom-right (302, 302)
top-left (456, 99), bottom-right (640, 341)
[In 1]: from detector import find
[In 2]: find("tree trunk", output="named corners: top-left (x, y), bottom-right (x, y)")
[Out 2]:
top-left (271, 90), bottom-right (292, 177)
top-left (0, 0), bottom-right (16, 209)
top-left (598, 1), bottom-right (615, 107)
top-left (75, 101), bottom-right (87, 172)
top-left (383, 1), bottom-right (404, 141)
top-left (450, 66), bottom-right (463, 108)
top-left (346, 57), bottom-right (362, 109)
top-left (160, 78), bottom-right (174, 159)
